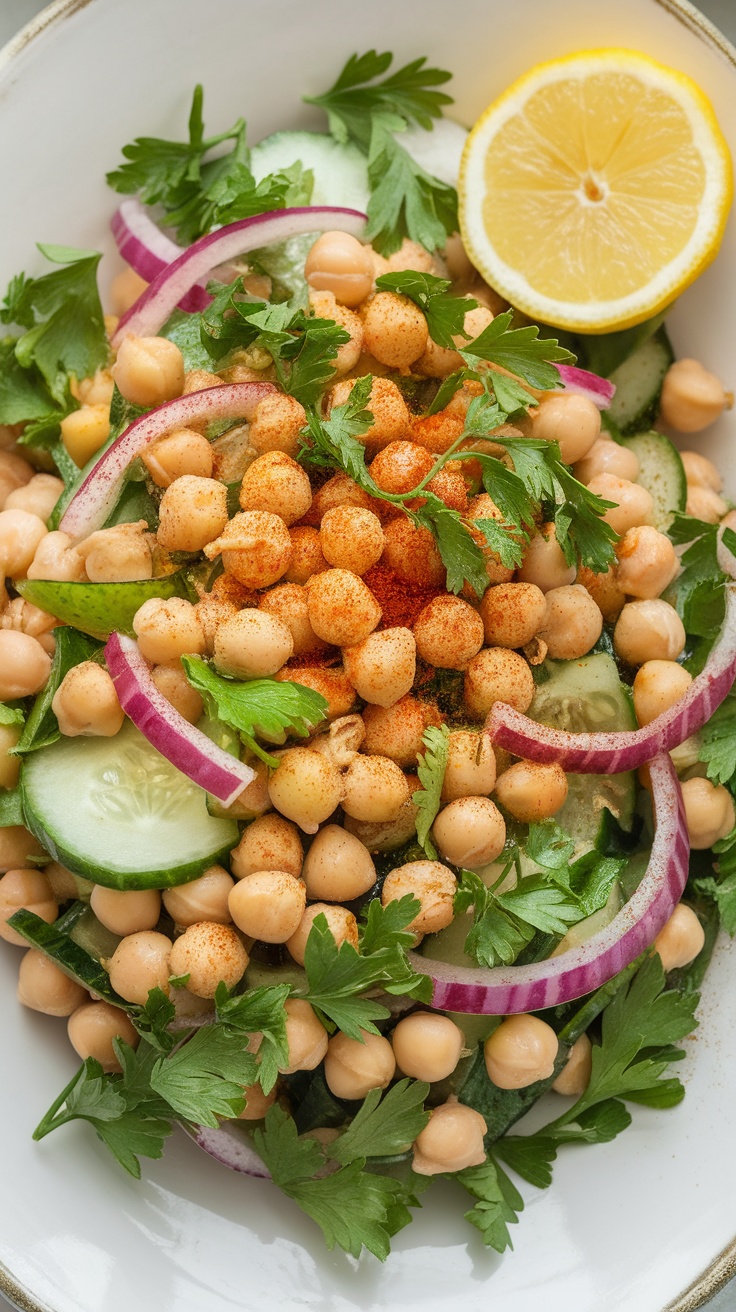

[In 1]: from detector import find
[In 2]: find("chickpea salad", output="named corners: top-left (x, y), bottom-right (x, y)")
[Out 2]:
top-left (0, 49), bottom-right (735, 1262)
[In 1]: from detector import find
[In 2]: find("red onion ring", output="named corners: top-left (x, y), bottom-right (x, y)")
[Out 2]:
top-left (111, 199), bottom-right (244, 310)
top-left (111, 206), bottom-right (367, 348)
top-left (58, 381), bottom-right (275, 542)
top-left (182, 1121), bottom-right (271, 1178)
top-left (105, 632), bottom-right (255, 805)
top-left (410, 752), bottom-right (688, 1014)
top-left (556, 364), bottom-right (616, 409)
top-left (488, 584), bottom-right (736, 774)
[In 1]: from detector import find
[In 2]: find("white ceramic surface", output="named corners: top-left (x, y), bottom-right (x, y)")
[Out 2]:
top-left (1, 1), bottom-right (736, 1310)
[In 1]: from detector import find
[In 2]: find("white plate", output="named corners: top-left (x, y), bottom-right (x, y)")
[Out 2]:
top-left (1, 1), bottom-right (736, 1309)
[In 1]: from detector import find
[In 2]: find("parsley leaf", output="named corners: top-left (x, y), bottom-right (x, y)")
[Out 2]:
top-left (668, 514), bottom-right (728, 671)
top-left (454, 868), bottom-right (536, 967)
top-left (454, 1156), bottom-right (523, 1253)
top-left (694, 827), bottom-right (736, 934)
top-left (149, 1025), bottom-right (257, 1126)
top-left (365, 121), bottom-right (458, 256)
top-left (329, 1079), bottom-right (430, 1163)
top-left (413, 723), bottom-right (450, 857)
top-left (130, 986), bottom-right (177, 1053)
top-left (698, 689), bottom-right (736, 786)
top-left (412, 493), bottom-right (490, 595)
top-left (181, 656), bottom-right (328, 766)
top-left (374, 272), bottom-right (474, 350)
top-left (495, 1099), bottom-right (632, 1189)
top-left (215, 982), bottom-right (291, 1094)
top-left (460, 309), bottom-right (575, 391)
top-left (304, 50), bottom-right (453, 146)
top-left (299, 372), bottom-right (378, 482)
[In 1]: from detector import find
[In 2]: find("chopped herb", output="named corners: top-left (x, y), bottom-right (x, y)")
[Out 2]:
top-left (413, 723), bottom-right (450, 857)
top-left (374, 270), bottom-right (475, 348)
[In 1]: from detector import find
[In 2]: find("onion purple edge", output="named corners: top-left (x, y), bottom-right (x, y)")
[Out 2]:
top-left (182, 1121), bottom-right (271, 1179)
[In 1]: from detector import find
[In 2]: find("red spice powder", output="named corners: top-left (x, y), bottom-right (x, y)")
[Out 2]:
top-left (362, 563), bottom-right (445, 630)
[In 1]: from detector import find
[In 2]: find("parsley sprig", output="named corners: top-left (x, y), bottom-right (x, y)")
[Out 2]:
top-left (413, 723), bottom-right (450, 857)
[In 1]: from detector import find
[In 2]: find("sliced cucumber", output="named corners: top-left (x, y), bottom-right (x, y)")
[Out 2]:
top-left (605, 326), bottom-right (674, 434)
top-left (68, 904), bottom-right (122, 962)
top-left (16, 573), bottom-right (190, 641)
top-left (396, 119), bottom-right (468, 187)
top-left (552, 883), bottom-right (624, 955)
top-left (21, 721), bottom-right (239, 889)
top-left (620, 430), bottom-right (686, 531)
top-left (8, 907), bottom-right (129, 1009)
top-left (531, 654), bottom-right (637, 848)
top-left (251, 131), bottom-right (370, 210)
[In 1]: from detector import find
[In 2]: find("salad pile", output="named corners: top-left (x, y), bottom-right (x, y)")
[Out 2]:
top-left (0, 47), bottom-right (735, 1261)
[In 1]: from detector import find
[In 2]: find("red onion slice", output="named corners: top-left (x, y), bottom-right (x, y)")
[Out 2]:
top-left (182, 1121), bottom-right (271, 1178)
top-left (410, 752), bottom-right (688, 1014)
top-left (556, 364), bottom-right (616, 409)
top-left (111, 199), bottom-right (210, 312)
top-left (111, 206), bottom-right (367, 348)
top-left (59, 381), bottom-right (275, 542)
top-left (488, 584), bottom-right (736, 774)
top-left (105, 632), bottom-right (255, 805)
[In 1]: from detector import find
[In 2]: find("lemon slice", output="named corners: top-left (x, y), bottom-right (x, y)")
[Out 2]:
top-left (458, 49), bottom-right (733, 332)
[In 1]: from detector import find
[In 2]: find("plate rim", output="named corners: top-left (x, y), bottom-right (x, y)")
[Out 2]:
top-left (0, 0), bottom-right (734, 1309)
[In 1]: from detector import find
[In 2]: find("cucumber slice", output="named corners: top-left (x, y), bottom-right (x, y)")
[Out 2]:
top-left (21, 721), bottom-right (239, 889)
top-left (15, 573), bottom-right (190, 641)
top-left (8, 906), bottom-right (130, 1009)
top-left (68, 904), bottom-right (122, 962)
top-left (605, 327), bottom-right (674, 434)
top-left (620, 430), bottom-right (686, 531)
top-left (531, 654), bottom-right (637, 848)
top-left (251, 131), bottom-right (370, 210)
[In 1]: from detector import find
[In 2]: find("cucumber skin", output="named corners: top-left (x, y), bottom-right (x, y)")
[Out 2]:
top-left (606, 326), bottom-right (674, 435)
top-left (620, 429), bottom-right (686, 531)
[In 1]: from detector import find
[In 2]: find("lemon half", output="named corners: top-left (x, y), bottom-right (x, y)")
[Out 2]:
top-left (458, 49), bottom-right (733, 332)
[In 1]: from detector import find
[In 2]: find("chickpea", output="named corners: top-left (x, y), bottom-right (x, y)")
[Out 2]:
top-left (142, 429), bottom-right (214, 487)
top-left (308, 714), bottom-right (364, 769)
top-left (0, 598), bottom-right (57, 654)
top-left (204, 510), bottom-right (292, 589)
top-left (0, 450), bottom-right (33, 487)
top-left (633, 660), bottom-right (692, 726)
top-left (412, 1098), bottom-right (487, 1175)
top-left (109, 267), bottom-right (148, 316)
top-left (284, 526), bottom-right (328, 585)
top-left (0, 631), bottom-right (51, 700)
top-left (279, 998), bottom-right (329, 1074)
top-left (286, 902), bottom-right (359, 966)
top-left (411, 407), bottom-right (465, 456)
top-left (231, 815), bottom-right (303, 881)
top-left (156, 475), bottom-right (228, 554)
top-left (432, 796), bottom-right (506, 868)
top-left (5, 474), bottom-right (64, 520)
top-left (444, 233), bottom-right (475, 282)
top-left (369, 441), bottom-right (434, 495)
top-left (362, 695), bottom-right (442, 767)
top-left (26, 530), bottom-right (86, 582)
top-left (516, 522), bottom-right (576, 592)
top-left (425, 467), bottom-right (469, 515)
top-left (51, 662), bottom-right (124, 737)
top-left (343, 627), bottom-right (416, 708)
top-left (552, 1034), bottom-right (593, 1096)
top-left (228, 869), bottom-right (306, 943)
top-left (681, 776), bottom-right (735, 849)
top-left (309, 290), bottom-right (364, 374)
top-left (306, 568), bottom-right (381, 647)
top-left (686, 485), bottom-right (728, 523)
top-left (319, 506), bottom-right (385, 576)
top-left (60, 405), bottom-right (111, 466)
top-left (213, 609), bottom-right (293, 680)
top-left (654, 902), bottom-right (707, 970)
top-left (415, 304), bottom-right (491, 379)
top-left (307, 471), bottom-right (382, 527)
top-left (329, 377), bottom-right (410, 451)
top-left (74, 369), bottom-right (115, 408)
top-left (391, 1012), bottom-right (465, 1083)
top-left (381, 516), bottom-right (446, 587)
top-left (301, 824), bottom-right (375, 901)
top-left (478, 582), bottom-right (546, 650)
top-left (274, 665), bottom-right (356, 720)
top-left (659, 358), bottom-right (731, 432)
top-left (162, 866), bottom-right (234, 926)
top-left (538, 584), bottom-right (603, 661)
top-left (529, 392), bottom-right (601, 464)
top-left (131, 597), bottom-right (205, 665)
top-left (226, 758), bottom-right (272, 821)
top-left (494, 761), bottom-right (568, 823)
top-left (614, 599), bottom-right (686, 666)
top-left (342, 754), bottom-right (410, 823)
top-left (108, 931), bottom-right (173, 1005)
top-left (0, 508), bottom-right (48, 578)
top-left (112, 334), bottom-right (185, 407)
top-left (440, 731), bottom-right (495, 803)
top-left (0, 868), bottom-right (57, 944)
top-left (484, 1014), bottom-right (559, 1089)
top-left (238, 451), bottom-right (312, 525)
top-left (381, 860), bottom-right (457, 934)
top-left (90, 886), bottom-right (161, 936)
top-left (305, 231), bottom-right (374, 306)
top-left (615, 526), bottom-right (679, 600)
top-left (17, 948), bottom-right (87, 1017)
top-left (258, 584), bottom-right (325, 657)
top-left (0, 721), bottom-right (21, 789)
top-left (68, 1001), bottom-right (139, 1073)
top-left (78, 521), bottom-right (153, 583)
top-left (324, 1029), bottom-right (396, 1100)
top-left (463, 647), bottom-right (535, 719)
top-left (268, 747), bottom-right (343, 834)
top-left (343, 783), bottom-right (420, 853)
top-left (168, 921), bottom-right (249, 998)
top-left (576, 563), bottom-right (626, 624)
top-left (150, 662), bottom-right (204, 723)
top-left (574, 437), bottom-right (640, 486)
top-left (385, 237), bottom-right (441, 274)
top-left (680, 450), bottom-right (723, 492)
top-left (0, 826), bottom-right (45, 872)
top-left (362, 291), bottom-right (429, 370)
top-left (247, 393), bottom-right (305, 458)
top-left (586, 473), bottom-right (654, 535)
top-left (412, 595), bottom-right (484, 671)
